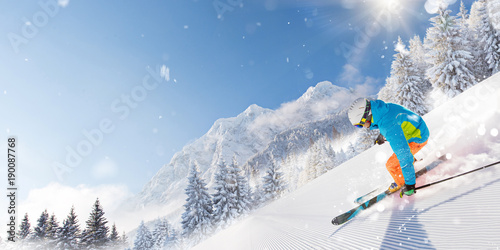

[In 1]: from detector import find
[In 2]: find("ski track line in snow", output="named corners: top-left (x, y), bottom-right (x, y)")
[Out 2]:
top-left (327, 176), bottom-right (500, 249)
top-left (253, 215), bottom-right (334, 249)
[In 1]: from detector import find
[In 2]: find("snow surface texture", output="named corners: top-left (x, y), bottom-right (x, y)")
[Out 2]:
top-left (194, 73), bottom-right (500, 249)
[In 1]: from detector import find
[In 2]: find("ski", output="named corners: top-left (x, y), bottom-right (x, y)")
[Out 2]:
top-left (332, 157), bottom-right (446, 226)
top-left (354, 186), bottom-right (385, 204)
top-left (354, 158), bottom-right (443, 204)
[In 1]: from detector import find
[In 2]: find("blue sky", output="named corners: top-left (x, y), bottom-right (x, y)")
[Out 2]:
top-left (0, 0), bottom-right (473, 222)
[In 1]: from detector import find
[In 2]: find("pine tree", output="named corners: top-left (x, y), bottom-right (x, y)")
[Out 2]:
top-left (121, 231), bottom-right (129, 248)
top-left (230, 156), bottom-right (253, 215)
top-left (18, 213), bottom-right (31, 240)
top-left (133, 221), bottom-right (153, 250)
top-left (409, 35), bottom-right (433, 109)
top-left (80, 198), bottom-right (109, 249)
top-left (391, 37), bottom-right (428, 115)
top-left (46, 214), bottom-right (60, 242)
top-left (477, 0), bottom-right (500, 76)
top-left (487, 0), bottom-right (500, 31)
top-left (181, 163), bottom-right (213, 244)
top-left (425, 7), bottom-right (476, 102)
top-left (55, 206), bottom-right (81, 250)
top-left (469, 0), bottom-right (490, 80)
top-left (262, 158), bottom-right (286, 202)
top-left (109, 223), bottom-right (120, 248)
top-left (458, 1), bottom-right (488, 82)
top-left (151, 218), bottom-right (171, 249)
top-left (378, 77), bottom-right (397, 103)
top-left (211, 161), bottom-right (233, 228)
top-left (32, 210), bottom-right (49, 241)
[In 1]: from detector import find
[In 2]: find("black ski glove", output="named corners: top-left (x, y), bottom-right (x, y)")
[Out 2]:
top-left (399, 184), bottom-right (416, 198)
top-left (374, 134), bottom-right (386, 145)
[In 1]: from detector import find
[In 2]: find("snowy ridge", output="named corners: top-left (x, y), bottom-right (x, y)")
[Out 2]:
top-left (194, 73), bottom-right (500, 249)
top-left (127, 81), bottom-right (363, 212)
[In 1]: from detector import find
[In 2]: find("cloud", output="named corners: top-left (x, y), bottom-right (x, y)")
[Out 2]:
top-left (339, 64), bottom-right (380, 96)
top-left (425, 0), bottom-right (457, 14)
top-left (92, 157), bottom-right (118, 179)
top-left (160, 65), bottom-right (170, 82)
top-left (58, 0), bottom-right (70, 8)
top-left (10, 183), bottom-right (133, 232)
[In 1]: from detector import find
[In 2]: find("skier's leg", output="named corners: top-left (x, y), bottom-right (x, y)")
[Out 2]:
top-left (386, 140), bottom-right (429, 186)
top-left (386, 153), bottom-right (405, 186)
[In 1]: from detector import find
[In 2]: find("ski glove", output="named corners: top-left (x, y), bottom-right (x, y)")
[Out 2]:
top-left (399, 184), bottom-right (416, 198)
top-left (374, 134), bottom-right (386, 145)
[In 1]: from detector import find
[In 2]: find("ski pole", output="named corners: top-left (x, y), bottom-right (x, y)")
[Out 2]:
top-left (416, 160), bottom-right (500, 191)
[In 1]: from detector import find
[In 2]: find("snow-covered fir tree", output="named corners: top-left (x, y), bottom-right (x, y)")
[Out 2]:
top-left (181, 163), bottom-right (214, 244)
top-left (211, 161), bottom-right (234, 228)
top-left (469, 0), bottom-right (491, 80)
top-left (425, 8), bottom-right (476, 102)
top-left (164, 228), bottom-right (180, 249)
top-left (18, 213), bottom-right (31, 240)
top-left (390, 37), bottom-right (429, 115)
top-left (229, 156), bottom-right (253, 215)
top-left (32, 210), bottom-right (49, 241)
top-left (304, 136), bottom-right (335, 182)
top-left (46, 213), bottom-right (60, 244)
top-left (477, 0), bottom-right (500, 76)
top-left (487, 0), bottom-right (500, 33)
top-left (108, 223), bottom-right (121, 249)
top-left (133, 221), bottom-right (153, 250)
top-left (80, 198), bottom-right (110, 249)
top-left (55, 206), bottom-right (81, 250)
top-left (378, 77), bottom-right (397, 103)
top-left (261, 157), bottom-right (286, 202)
top-left (151, 218), bottom-right (172, 249)
top-left (121, 231), bottom-right (129, 248)
top-left (409, 35), bottom-right (433, 107)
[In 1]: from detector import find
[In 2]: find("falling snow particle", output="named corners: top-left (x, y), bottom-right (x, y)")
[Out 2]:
top-left (286, 57), bottom-right (289, 63)
top-left (184, 25), bottom-right (189, 29)
top-left (491, 128), bottom-right (499, 137)
top-left (446, 153), bottom-right (452, 160)
top-left (478, 124), bottom-right (486, 135)
top-left (3, 91), bottom-right (6, 95)
top-left (159, 115), bottom-right (163, 119)
top-left (288, 21), bottom-right (291, 25)
top-left (381, 55), bottom-right (385, 59)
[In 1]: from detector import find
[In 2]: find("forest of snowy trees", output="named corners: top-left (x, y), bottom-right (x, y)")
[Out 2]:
top-left (8, 198), bottom-right (127, 250)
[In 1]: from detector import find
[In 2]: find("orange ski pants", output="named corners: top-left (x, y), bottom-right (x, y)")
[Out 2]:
top-left (386, 141), bottom-right (428, 186)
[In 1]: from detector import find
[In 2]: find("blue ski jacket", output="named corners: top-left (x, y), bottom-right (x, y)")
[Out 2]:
top-left (369, 100), bottom-right (429, 185)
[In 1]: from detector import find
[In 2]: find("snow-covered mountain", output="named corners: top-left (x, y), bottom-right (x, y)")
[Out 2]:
top-left (193, 72), bottom-right (500, 250)
top-left (127, 81), bottom-right (364, 217)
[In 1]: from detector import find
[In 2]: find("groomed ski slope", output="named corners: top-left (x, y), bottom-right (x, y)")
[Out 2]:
top-left (195, 73), bottom-right (500, 249)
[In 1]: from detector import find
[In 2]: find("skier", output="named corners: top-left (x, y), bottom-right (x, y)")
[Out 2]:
top-left (347, 98), bottom-right (429, 197)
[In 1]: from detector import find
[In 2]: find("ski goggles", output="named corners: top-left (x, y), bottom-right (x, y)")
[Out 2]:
top-left (354, 101), bottom-right (371, 128)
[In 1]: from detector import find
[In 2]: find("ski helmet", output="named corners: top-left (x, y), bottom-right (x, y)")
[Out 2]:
top-left (348, 98), bottom-right (371, 127)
